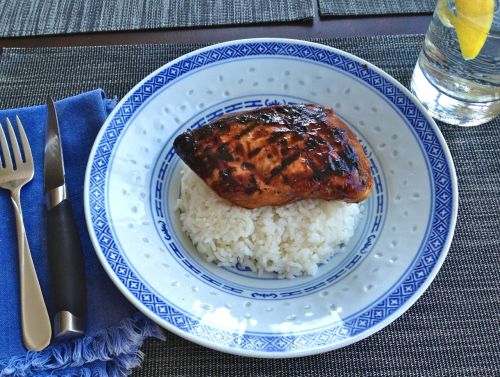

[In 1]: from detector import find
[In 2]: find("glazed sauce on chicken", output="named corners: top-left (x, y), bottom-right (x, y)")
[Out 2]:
top-left (174, 104), bottom-right (373, 209)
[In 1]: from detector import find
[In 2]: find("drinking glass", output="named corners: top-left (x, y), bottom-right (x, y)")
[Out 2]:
top-left (411, 0), bottom-right (500, 126)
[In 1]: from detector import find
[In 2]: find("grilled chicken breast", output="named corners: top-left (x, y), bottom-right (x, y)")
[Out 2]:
top-left (174, 104), bottom-right (373, 209)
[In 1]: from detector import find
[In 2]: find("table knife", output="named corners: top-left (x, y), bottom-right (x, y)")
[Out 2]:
top-left (44, 97), bottom-right (86, 339)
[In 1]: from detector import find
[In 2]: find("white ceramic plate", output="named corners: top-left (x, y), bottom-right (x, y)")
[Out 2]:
top-left (84, 38), bottom-right (458, 357)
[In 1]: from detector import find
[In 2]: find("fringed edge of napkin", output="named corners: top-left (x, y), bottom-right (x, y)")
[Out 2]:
top-left (0, 313), bottom-right (164, 377)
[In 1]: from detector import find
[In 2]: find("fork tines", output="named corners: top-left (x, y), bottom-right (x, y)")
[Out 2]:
top-left (0, 116), bottom-right (33, 170)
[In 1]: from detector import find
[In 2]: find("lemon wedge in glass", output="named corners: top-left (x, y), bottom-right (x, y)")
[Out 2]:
top-left (437, 0), bottom-right (455, 27)
top-left (437, 0), bottom-right (495, 60)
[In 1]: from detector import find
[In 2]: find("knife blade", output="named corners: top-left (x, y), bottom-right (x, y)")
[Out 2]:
top-left (44, 97), bottom-right (86, 339)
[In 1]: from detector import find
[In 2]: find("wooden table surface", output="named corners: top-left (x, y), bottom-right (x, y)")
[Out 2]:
top-left (0, 5), bottom-right (431, 53)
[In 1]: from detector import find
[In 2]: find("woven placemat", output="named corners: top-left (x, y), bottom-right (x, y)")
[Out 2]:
top-left (319, 0), bottom-right (436, 16)
top-left (0, 0), bottom-right (313, 37)
top-left (0, 35), bottom-right (498, 376)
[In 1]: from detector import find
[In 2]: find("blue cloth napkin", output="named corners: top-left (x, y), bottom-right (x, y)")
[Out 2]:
top-left (0, 90), bottom-right (163, 376)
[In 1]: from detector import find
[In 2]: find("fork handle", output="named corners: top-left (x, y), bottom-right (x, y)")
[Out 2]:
top-left (11, 189), bottom-right (52, 351)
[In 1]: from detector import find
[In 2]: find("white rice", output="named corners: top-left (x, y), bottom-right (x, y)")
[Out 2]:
top-left (177, 166), bottom-right (361, 278)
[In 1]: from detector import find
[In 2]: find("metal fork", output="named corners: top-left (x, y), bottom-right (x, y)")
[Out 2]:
top-left (0, 116), bottom-right (51, 351)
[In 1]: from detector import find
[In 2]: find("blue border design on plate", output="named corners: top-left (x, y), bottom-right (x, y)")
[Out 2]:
top-left (88, 41), bottom-right (453, 352)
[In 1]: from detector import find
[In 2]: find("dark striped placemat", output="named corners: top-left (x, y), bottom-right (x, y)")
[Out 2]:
top-left (319, 0), bottom-right (437, 16)
top-left (0, 35), bottom-right (498, 376)
top-left (0, 0), bottom-right (313, 37)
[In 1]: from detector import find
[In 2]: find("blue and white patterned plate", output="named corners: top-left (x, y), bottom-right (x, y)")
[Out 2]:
top-left (84, 39), bottom-right (458, 357)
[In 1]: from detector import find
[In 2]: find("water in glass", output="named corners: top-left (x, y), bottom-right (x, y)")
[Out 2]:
top-left (411, 0), bottom-right (500, 126)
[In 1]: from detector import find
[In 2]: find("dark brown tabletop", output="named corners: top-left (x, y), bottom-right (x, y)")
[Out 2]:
top-left (0, 11), bottom-right (431, 53)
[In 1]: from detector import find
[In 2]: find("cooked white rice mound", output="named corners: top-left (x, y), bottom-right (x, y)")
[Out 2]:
top-left (177, 166), bottom-right (361, 278)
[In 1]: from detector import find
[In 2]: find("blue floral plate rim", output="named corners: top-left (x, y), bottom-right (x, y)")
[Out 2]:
top-left (84, 38), bottom-right (458, 357)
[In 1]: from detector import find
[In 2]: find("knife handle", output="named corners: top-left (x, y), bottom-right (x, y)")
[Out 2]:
top-left (46, 199), bottom-right (86, 339)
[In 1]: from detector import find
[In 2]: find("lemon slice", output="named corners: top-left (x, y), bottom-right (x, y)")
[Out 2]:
top-left (436, 0), bottom-right (454, 28)
top-left (452, 0), bottom-right (495, 60)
